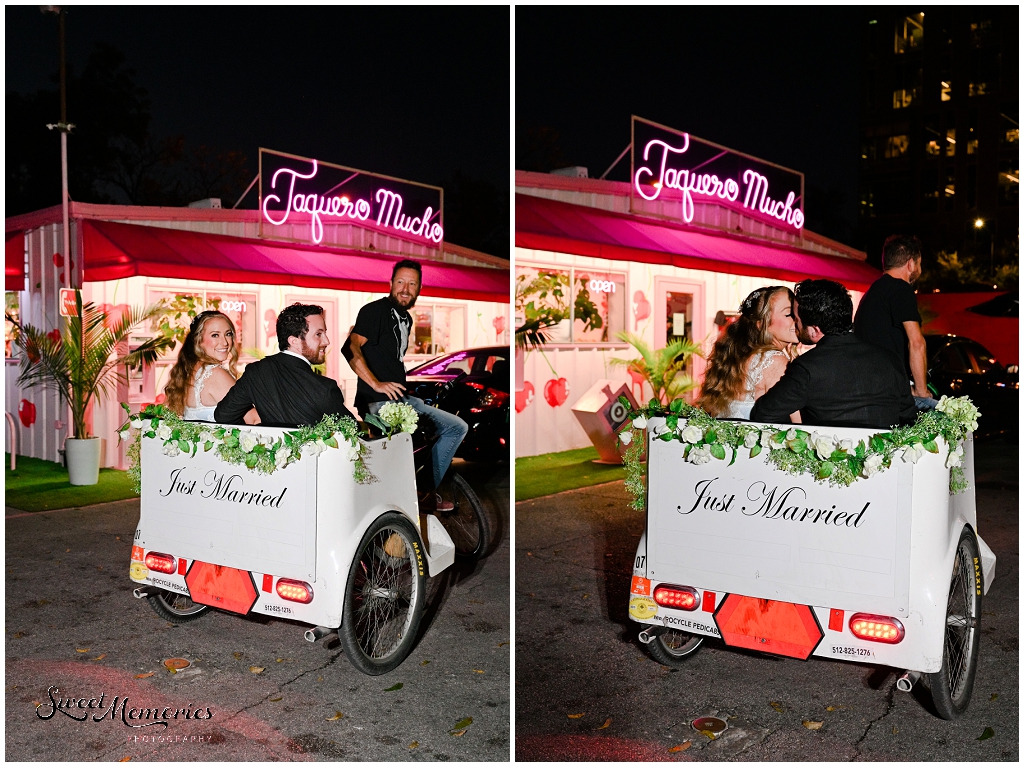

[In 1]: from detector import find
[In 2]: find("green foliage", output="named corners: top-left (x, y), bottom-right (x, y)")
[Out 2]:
top-left (7, 291), bottom-right (174, 438)
top-left (617, 396), bottom-right (980, 510)
top-left (609, 331), bottom-right (703, 405)
top-left (514, 269), bottom-right (602, 349)
top-left (152, 294), bottom-right (221, 347)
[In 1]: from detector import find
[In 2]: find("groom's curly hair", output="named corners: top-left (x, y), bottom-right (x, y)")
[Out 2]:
top-left (794, 279), bottom-right (853, 335)
top-left (277, 303), bottom-right (325, 351)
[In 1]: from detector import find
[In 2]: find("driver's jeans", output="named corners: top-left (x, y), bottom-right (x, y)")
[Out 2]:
top-left (368, 396), bottom-right (469, 488)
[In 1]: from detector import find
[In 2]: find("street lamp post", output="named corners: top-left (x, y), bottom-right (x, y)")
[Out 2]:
top-left (42, 6), bottom-right (74, 291)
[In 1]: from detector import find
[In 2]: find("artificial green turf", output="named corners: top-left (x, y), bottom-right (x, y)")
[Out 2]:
top-left (4, 454), bottom-right (138, 513)
top-left (515, 446), bottom-right (626, 501)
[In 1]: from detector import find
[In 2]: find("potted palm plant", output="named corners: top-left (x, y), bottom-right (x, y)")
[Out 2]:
top-left (609, 331), bottom-right (704, 405)
top-left (6, 290), bottom-right (173, 485)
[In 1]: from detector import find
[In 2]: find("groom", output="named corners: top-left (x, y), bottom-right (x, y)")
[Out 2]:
top-left (215, 303), bottom-right (349, 426)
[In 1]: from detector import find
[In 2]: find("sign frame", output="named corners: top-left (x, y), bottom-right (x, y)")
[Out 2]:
top-left (258, 147), bottom-right (444, 248)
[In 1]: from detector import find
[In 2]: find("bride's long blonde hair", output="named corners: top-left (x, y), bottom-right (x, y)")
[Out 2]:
top-left (696, 286), bottom-right (794, 417)
top-left (163, 311), bottom-right (239, 415)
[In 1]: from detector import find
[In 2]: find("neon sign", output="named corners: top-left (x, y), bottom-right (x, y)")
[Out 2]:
top-left (259, 149), bottom-right (443, 246)
top-left (631, 116), bottom-right (804, 232)
top-left (588, 279), bottom-right (617, 294)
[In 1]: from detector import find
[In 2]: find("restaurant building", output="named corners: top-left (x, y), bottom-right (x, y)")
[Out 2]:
top-left (515, 117), bottom-right (882, 458)
top-left (5, 150), bottom-right (510, 468)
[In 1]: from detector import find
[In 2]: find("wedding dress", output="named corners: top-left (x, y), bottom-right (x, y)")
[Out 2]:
top-left (182, 364), bottom-right (220, 422)
top-left (723, 349), bottom-right (787, 420)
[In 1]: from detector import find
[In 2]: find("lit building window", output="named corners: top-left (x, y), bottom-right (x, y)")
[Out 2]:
top-left (409, 304), bottom-right (465, 356)
top-left (944, 167), bottom-right (956, 210)
top-left (968, 82), bottom-right (988, 97)
top-left (1005, 127), bottom-right (1020, 146)
top-left (945, 128), bottom-right (956, 156)
top-left (516, 264), bottom-right (627, 345)
top-left (572, 271), bottom-right (627, 343)
top-left (515, 265), bottom-right (573, 344)
top-left (998, 160), bottom-right (1019, 205)
top-left (894, 13), bottom-right (925, 54)
top-left (884, 135), bottom-right (910, 159)
top-left (940, 81), bottom-right (952, 101)
top-left (893, 88), bottom-right (918, 109)
top-left (969, 19), bottom-right (993, 47)
top-left (921, 171), bottom-right (940, 212)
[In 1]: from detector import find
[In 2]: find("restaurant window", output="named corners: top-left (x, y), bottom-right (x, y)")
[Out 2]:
top-left (894, 13), bottom-right (924, 54)
top-left (516, 263), bottom-right (627, 345)
top-left (998, 159), bottom-right (1019, 205)
top-left (5, 292), bottom-right (19, 358)
top-left (571, 270), bottom-right (627, 343)
top-left (408, 304), bottom-right (465, 356)
top-left (147, 289), bottom-right (257, 361)
top-left (884, 135), bottom-right (909, 159)
top-left (945, 127), bottom-right (956, 156)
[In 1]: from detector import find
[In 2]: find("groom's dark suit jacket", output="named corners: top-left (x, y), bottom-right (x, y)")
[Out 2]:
top-left (214, 352), bottom-right (350, 427)
top-left (749, 332), bottom-right (917, 429)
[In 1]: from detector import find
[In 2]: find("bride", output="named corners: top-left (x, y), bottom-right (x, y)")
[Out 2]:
top-left (164, 310), bottom-right (257, 423)
top-left (696, 286), bottom-right (801, 422)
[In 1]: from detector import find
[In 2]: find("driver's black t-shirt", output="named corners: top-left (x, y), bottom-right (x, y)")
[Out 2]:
top-left (352, 296), bottom-right (413, 408)
top-left (853, 274), bottom-right (921, 381)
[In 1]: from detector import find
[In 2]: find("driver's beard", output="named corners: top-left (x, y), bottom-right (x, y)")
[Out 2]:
top-left (390, 289), bottom-right (418, 310)
top-left (299, 337), bottom-right (326, 364)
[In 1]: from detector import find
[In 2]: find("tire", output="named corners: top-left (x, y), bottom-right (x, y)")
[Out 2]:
top-left (926, 526), bottom-right (983, 719)
top-left (146, 590), bottom-right (210, 623)
top-left (339, 513), bottom-right (426, 675)
top-left (436, 473), bottom-right (491, 559)
top-left (645, 629), bottom-right (704, 667)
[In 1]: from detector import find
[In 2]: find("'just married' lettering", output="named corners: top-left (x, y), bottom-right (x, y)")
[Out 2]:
top-left (157, 468), bottom-right (287, 508)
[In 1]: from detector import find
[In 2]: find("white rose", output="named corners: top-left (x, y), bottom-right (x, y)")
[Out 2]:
top-left (156, 423), bottom-right (172, 441)
top-left (343, 442), bottom-right (361, 462)
top-left (786, 428), bottom-right (798, 441)
top-left (300, 442), bottom-right (318, 458)
top-left (862, 453), bottom-right (884, 477)
top-left (945, 450), bottom-right (962, 468)
top-left (619, 430), bottom-right (633, 445)
top-left (811, 433), bottom-right (836, 461)
top-left (687, 445), bottom-right (712, 465)
top-left (680, 425), bottom-right (703, 444)
top-left (259, 433), bottom-right (275, 447)
top-left (839, 439), bottom-right (854, 453)
top-left (130, 418), bottom-right (144, 430)
top-left (760, 430), bottom-right (773, 448)
top-left (901, 443), bottom-right (927, 464)
top-left (651, 422), bottom-right (669, 437)
top-left (274, 447), bottom-right (291, 469)
top-left (743, 431), bottom-right (758, 449)
top-left (198, 431), bottom-right (213, 444)
top-left (632, 415), bottom-right (648, 430)
top-left (239, 432), bottom-right (258, 453)
top-left (161, 442), bottom-right (180, 457)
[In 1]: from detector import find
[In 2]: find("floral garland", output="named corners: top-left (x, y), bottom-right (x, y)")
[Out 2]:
top-left (119, 402), bottom-right (419, 494)
top-left (617, 395), bottom-right (979, 511)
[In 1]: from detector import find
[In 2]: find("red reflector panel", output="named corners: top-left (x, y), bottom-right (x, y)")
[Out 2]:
top-left (276, 578), bottom-right (313, 604)
top-left (702, 591), bottom-right (716, 613)
top-left (849, 613), bottom-right (905, 644)
top-left (177, 558), bottom-right (187, 575)
top-left (144, 552), bottom-right (176, 574)
top-left (653, 584), bottom-right (699, 611)
top-left (131, 546), bottom-right (145, 562)
top-left (715, 595), bottom-right (823, 660)
top-left (828, 608), bottom-right (844, 632)
top-left (262, 574), bottom-right (273, 593)
top-left (184, 561), bottom-right (258, 615)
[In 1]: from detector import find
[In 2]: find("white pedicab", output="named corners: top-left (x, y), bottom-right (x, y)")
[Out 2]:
top-left (128, 424), bottom-right (455, 675)
top-left (629, 419), bottom-right (996, 719)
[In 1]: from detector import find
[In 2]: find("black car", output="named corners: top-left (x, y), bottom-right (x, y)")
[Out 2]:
top-left (925, 334), bottom-right (1018, 436)
top-left (404, 346), bottom-right (510, 462)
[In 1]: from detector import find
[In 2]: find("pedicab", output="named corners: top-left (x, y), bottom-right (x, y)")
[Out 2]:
top-left (623, 397), bottom-right (995, 719)
top-left (124, 404), bottom-right (458, 675)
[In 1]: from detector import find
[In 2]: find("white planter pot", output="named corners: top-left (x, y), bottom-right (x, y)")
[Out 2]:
top-left (66, 437), bottom-right (101, 486)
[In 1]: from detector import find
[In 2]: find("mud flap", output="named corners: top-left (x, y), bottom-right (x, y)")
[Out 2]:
top-left (976, 534), bottom-right (996, 595)
top-left (421, 514), bottom-right (455, 576)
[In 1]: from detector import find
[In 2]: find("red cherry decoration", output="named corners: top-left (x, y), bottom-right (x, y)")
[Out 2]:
top-left (19, 399), bottom-right (36, 428)
top-left (515, 381), bottom-right (535, 413)
top-left (544, 377), bottom-right (570, 407)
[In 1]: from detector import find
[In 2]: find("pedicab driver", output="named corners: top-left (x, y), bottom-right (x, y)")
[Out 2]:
top-left (344, 259), bottom-right (469, 511)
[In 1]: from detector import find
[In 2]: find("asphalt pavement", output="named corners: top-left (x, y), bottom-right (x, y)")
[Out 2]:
top-left (5, 459), bottom-right (510, 762)
top-left (515, 436), bottom-right (1018, 761)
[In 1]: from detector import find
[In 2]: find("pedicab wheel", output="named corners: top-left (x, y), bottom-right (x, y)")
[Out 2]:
top-left (339, 512), bottom-right (426, 675)
top-left (644, 629), bottom-right (704, 667)
top-left (437, 473), bottom-right (491, 560)
top-left (146, 590), bottom-right (210, 623)
top-left (926, 526), bottom-right (982, 720)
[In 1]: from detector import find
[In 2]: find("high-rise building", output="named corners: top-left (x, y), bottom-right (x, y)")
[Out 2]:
top-left (859, 7), bottom-right (1018, 273)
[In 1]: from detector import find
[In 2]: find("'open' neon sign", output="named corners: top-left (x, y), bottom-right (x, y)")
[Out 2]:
top-left (259, 149), bottom-right (443, 247)
top-left (631, 117), bottom-right (804, 232)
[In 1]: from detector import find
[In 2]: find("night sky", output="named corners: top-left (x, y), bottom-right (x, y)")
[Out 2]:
top-left (516, 7), bottom-right (863, 242)
top-left (6, 6), bottom-right (510, 197)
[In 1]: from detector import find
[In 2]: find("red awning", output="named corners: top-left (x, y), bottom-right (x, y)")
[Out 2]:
top-left (6, 231), bottom-right (25, 291)
top-left (515, 194), bottom-right (880, 291)
top-left (82, 219), bottom-right (508, 303)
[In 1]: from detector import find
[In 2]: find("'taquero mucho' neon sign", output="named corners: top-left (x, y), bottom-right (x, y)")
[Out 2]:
top-left (634, 136), bottom-right (804, 230)
top-left (262, 160), bottom-right (444, 246)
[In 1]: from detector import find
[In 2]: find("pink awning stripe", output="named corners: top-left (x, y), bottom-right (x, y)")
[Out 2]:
top-left (82, 220), bottom-right (508, 303)
top-left (515, 194), bottom-right (879, 292)
top-left (6, 230), bottom-right (25, 291)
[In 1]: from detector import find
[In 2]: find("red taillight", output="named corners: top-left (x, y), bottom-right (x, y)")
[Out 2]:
top-left (653, 584), bottom-right (700, 611)
top-left (849, 613), bottom-right (905, 643)
top-left (471, 387), bottom-right (509, 413)
top-left (144, 552), bottom-right (176, 574)
top-left (276, 578), bottom-right (313, 604)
